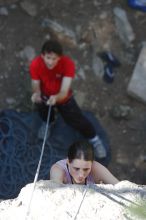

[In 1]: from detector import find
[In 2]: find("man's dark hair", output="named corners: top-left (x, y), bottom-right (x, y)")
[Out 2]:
top-left (41, 40), bottom-right (63, 55)
top-left (68, 140), bottom-right (94, 162)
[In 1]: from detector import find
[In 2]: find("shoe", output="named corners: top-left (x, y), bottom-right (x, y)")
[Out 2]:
top-left (90, 137), bottom-right (107, 159)
top-left (128, 0), bottom-right (146, 12)
top-left (98, 51), bottom-right (121, 67)
top-left (38, 122), bottom-right (49, 140)
top-left (103, 64), bottom-right (115, 83)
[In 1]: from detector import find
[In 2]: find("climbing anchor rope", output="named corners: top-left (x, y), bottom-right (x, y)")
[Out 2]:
top-left (25, 105), bottom-right (52, 220)
top-left (73, 187), bottom-right (88, 220)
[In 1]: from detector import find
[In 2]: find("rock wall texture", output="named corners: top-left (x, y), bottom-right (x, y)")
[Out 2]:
top-left (0, 180), bottom-right (146, 220)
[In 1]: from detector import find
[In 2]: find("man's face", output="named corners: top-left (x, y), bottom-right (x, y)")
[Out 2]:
top-left (41, 52), bottom-right (60, 69)
top-left (67, 159), bottom-right (92, 184)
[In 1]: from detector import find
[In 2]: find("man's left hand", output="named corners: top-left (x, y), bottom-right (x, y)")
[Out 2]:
top-left (46, 95), bottom-right (57, 106)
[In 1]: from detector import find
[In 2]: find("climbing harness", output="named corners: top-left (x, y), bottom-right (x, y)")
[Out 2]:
top-left (25, 105), bottom-right (52, 220)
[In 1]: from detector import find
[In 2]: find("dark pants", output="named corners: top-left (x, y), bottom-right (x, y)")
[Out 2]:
top-left (35, 96), bottom-right (96, 139)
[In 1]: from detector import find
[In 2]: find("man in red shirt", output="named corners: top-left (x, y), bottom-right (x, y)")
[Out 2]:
top-left (29, 40), bottom-right (106, 159)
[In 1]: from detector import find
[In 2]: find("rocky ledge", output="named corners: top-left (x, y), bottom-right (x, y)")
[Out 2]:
top-left (0, 180), bottom-right (146, 220)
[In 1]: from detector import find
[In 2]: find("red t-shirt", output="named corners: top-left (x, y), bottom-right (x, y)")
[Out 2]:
top-left (29, 55), bottom-right (75, 103)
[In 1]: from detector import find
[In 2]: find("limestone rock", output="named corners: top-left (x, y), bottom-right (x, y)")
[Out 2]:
top-left (19, 46), bottom-right (36, 62)
top-left (20, 1), bottom-right (37, 17)
top-left (41, 19), bottom-right (77, 48)
top-left (127, 46), bottom-right (146, 104)
top-left (113, 7), bottom-right (135, 47)
top-left (0, 180), bottom-right (146, 220)
top-left (110, 104), bottom-right (133, 120)
top-left (0, 7), bottom-right (9, 15)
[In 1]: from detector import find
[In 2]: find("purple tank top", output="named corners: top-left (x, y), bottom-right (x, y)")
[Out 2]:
top-left (56, 159), bottom-right (95, 185)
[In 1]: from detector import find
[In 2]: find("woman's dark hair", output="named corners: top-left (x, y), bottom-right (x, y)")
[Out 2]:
top-left (41, 40), bottom-right (63, 55)
top-left (68, 140), bottom-right (94, 163)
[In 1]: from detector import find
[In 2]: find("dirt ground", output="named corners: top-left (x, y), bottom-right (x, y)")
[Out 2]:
top-left (0, 0), bottom-right (146, 184)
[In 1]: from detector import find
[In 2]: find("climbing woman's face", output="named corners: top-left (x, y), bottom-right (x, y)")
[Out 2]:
top-left (68, 159), bottom-right (92, 184)
top-left (41, 52), bottom-right (60, 69)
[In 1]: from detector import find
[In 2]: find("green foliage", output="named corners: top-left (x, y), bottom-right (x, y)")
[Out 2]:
top-left (126, 200), bottom-right (146, 220)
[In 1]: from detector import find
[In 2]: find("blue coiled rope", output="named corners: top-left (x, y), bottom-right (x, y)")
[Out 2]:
top-left (0, 109), bottom-right (111, 200)
top-left (0, 110), bottom-right (52, 199)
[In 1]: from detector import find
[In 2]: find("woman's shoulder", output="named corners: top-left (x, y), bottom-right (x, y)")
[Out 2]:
top-left (51, 159), bottom-right (67, 172)
top-left (91, 161), bottom-right (119, 184)
top-left (50, 160), bottom-right (67, 183)
top-left (91, 161), bottom-right (107, 181)
top-left (92, 161), bottom-right (104, 170)
top-left (55, 159), bottom-right (67, 166)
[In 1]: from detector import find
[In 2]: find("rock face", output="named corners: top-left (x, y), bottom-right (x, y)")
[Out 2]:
top-left (127, 45), bottom-right (146, 104)
top-left (0, 180), bottom-right (146, 220)
top-left (113, 7), bottom-right (135, 46)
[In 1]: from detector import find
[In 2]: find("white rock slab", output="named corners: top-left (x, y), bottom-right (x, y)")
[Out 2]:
top-left (127, 46), bottom-right (146, 104)
top-left (113, 7), bottom-right (135, 47)
top-left (0, 180), bottom-right (146, 220)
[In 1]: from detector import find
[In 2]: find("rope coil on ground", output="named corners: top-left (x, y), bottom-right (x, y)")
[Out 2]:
top-left (0, 110), bottom-right (52, 199)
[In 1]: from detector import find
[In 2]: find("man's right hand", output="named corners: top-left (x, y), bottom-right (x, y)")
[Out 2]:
top-left (31, 92), bottom-right (42, 103)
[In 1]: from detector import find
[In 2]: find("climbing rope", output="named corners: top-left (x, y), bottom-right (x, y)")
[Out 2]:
top-left (73, 187), bottom-right (88, 220)
top-left (25, 105), bottom-right (52, 220)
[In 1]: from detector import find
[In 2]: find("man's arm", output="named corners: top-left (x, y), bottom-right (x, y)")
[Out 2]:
top-left (47, 76), bottom-right (73, 105)
top-left (31, 80), bottom-right (42, 103)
